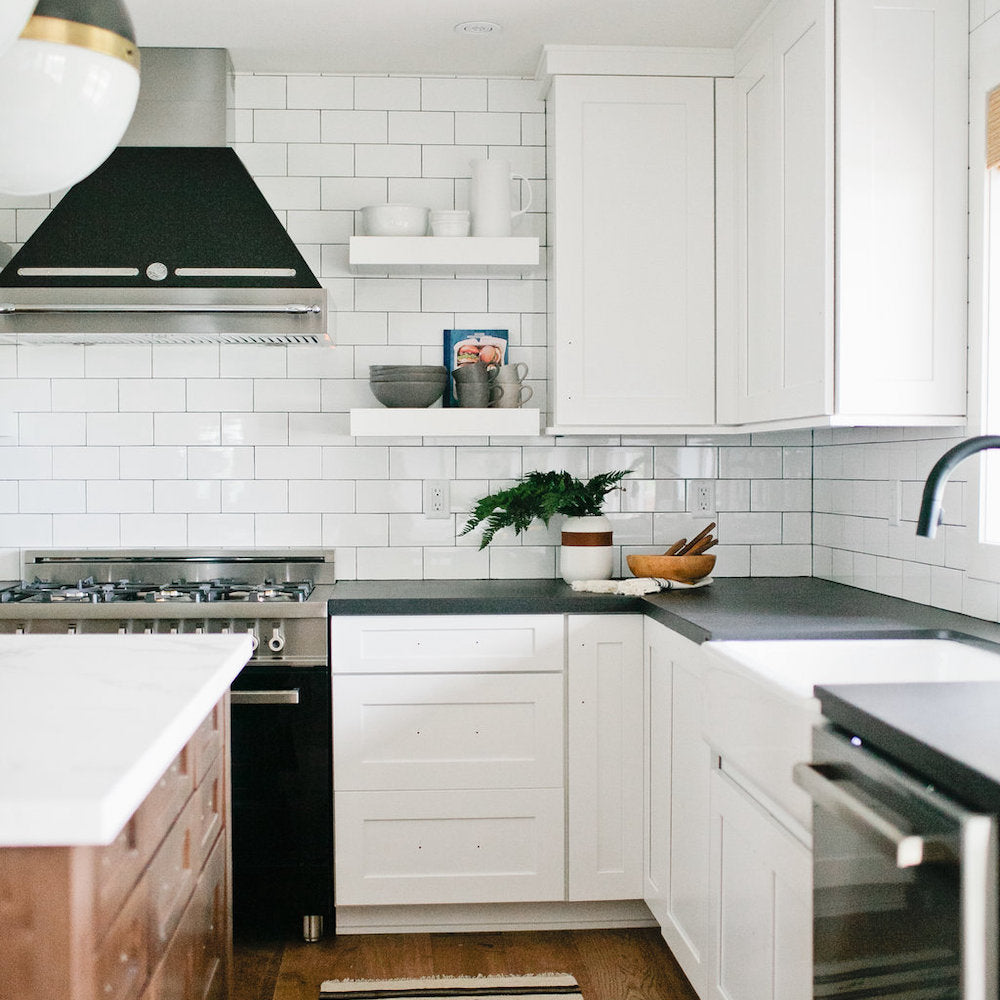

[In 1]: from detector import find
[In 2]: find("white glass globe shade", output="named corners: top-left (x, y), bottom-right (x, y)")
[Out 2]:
top-left (0, 0), bottom-right (34, 56)
top-left (0, 37), bottom-right (140, 197)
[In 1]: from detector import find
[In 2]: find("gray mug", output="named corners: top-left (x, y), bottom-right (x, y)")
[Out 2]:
top-left (495, 362), bottom-right (529, 384)
top-left (494, 383), bottom-right (533, 408)
top-left (456, 379), bottom-right (500, 407)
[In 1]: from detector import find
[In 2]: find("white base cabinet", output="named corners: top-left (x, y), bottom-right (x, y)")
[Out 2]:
top-left (567, 615), bottom-right (644, 901)
top-left (643, 618), bottom-right (712, 998)
top-left (708, 768), bottom-right (812, 1000)
top-left (331, 613), bottom-right (646, 912)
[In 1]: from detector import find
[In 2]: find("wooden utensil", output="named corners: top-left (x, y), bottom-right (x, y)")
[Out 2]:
top-left (687, 534), bottom-right (717, 555)
top-left (664, 538), bottom-right (687, 555)
top-left (676, 521), bottom-right (716, 556)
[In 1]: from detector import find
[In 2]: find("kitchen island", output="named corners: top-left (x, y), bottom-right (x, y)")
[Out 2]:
top-left (0, 633), bottom-right (252, 1000)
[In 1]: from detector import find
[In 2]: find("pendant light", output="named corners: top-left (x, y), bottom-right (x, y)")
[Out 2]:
top-left (0, 0), bottom-right (141, 197)
top-left (0, 0), bottom-right (35, 56)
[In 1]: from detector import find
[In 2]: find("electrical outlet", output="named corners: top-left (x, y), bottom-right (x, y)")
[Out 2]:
top-left (424, 480), bottom-right (450, 519)
top-left (689, 480), bottom-right (716, 515)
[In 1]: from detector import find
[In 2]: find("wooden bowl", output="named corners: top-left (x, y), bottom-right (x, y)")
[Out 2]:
top-left (626, 553), bottom-right (716, 583)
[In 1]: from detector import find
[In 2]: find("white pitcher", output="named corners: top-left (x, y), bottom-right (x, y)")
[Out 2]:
top-left (469, 158), bottom-right (533, 237)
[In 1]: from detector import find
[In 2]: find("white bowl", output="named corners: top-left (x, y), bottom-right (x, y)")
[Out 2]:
top-left (361, 205), bottom-right (428, 237)
top-left (429, 209), bottom-right (471, 237)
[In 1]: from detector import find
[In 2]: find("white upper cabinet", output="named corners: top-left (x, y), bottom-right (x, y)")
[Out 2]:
top-left (545, 74), bottom-right (717, 432)
top-left (720, 0), bottom-right (969, 428)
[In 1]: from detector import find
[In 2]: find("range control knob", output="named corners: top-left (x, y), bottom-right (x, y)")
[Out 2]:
top-left (268, 625), bottom-right (286, 653)
top-left (246, 627), bottom-right (259, 652)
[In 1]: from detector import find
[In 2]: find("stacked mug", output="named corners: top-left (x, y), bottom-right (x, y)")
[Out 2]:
top-left (451, 361), bottom-right (532, 408)
top-left (492, 362), bottom-right (532, 408)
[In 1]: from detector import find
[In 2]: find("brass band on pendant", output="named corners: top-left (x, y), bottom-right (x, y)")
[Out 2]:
top-left (20, 15), bottom-right (141, 71)
top-left (561, 531), bottom-right (613, 546)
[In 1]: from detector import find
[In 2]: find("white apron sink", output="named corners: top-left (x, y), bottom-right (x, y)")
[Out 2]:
top-left (701, 637), bottom-right (1000, 832)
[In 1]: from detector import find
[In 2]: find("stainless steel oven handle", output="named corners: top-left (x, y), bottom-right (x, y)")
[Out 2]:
top-left (231, 689), bottom-right (300, 705)
top-left (792, 761), bottom-right (955, 868)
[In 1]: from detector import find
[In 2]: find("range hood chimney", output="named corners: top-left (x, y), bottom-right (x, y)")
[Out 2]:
top-left (0, 48), bottom-right (328, 345)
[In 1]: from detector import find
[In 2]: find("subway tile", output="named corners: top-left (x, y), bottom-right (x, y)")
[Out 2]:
top-left (387, 177), bottom-right (455, 208)
top-left (521, 113), bottom-right (546, 146)
top-left (234, 142), bottom-right (287, 176)
top-left (153, 413), bottom-right (221, 446)
top-left (254, 445), bottom-right (323, 478)
top-left (422, 144), bottom-right (488, 178)
top-left (750, 544), bottom-right (812, 576)
top-left (188, 514), bottom-right (256, 548)
top-left (152, 345), bottom-right (220, 378)
top-left (120, 513), bottom-right (188, 548)
top-left (421, 278), bottom-right (487, 312)
top-left (718, 511), bottom-right (782, 545)
top-left (356, 76), bottom-right (421, 110)
top-left (17, 345), bottom-right (85, 378)
top-left (51, 447), bottom-right (118, 481)
top-left (357, 480), bottom-right (422, 513)
top-left (289, 480), bottom-right (355, 512)
top-left (288, 344), bottom-right (356, 377)
top-left (290, 143), bottom-right (354, 177)
top-left (84, 345), bottom-right (151, 377)
top-left (750, 479), bottom-right (812, 512)
top-left (522, 446), bottom-right (587, 478)
top-left (422, 78), bottom-right (487, 111)
top-left (287, 75), bottom-right (354, 110)
top-left (253, 109), bottom-right (321, 142)
top-left (20, 480), bottom-right (85, 513)
top-left (0, 514), bottom-right (52, 547)
top-left (286, 210), bottom-right (353, 244)
top-left (53, 514), bottom-right (120, 547)
top-left (186, 378), bottom-right (254, 412)
top-left (390, 445), bottom-right (455, 479)
top-left (20, 414), bottom-right (86, 447)
top-left (221, 345), bottom-right (287, 378)
top-left (488, 79), bottom-right (544, 113)
top-left (289, 413), bottom-right (353, 446)
top-left (0, 379), bottom-right (50, 412)
top-left (389, 111), bottom-right (454, 144)
top-left (254, 379), bottom-right (322, 412)
top-left (0, 484), bottom-right (16, 513)
top-left (782, 512), bottom-right (812, 544)
top-left (320, 512), bottom-right (388, 546)
top-left (321, 110), bottom-right (388, 143)
top-left (355, 144), bottom-right (422, 177)
top-left (87, 481), bottom-right (153, 513)
top-left (653, 447), bottom-right (716, 479)
top-left (234, 73), bottom-right (286, 109)
top-left (118, 379), bottom-right (186, 412)
top-left (120, 447), bottom-right (187, 480)
top-left (222, 480), bottom-right (288, 513)
top-left (490, 545), bottom-right (554, 579)
top-left (187, 447), bottom-right (254, 480)
top-left (88, 413), bottom-right (153, 446)
top-left (154, 480), bottom-right (221, 513)
top-left (389, 513), bottom-right (458, 546)
top-left (255, 175), bottom-right (321, 211)
top-left (719, 446), bottom-right (783, 479)
top-left (457, 447), bottom-right (521, 480)
top-left (621, 479), bottom-right (685, 513)
top-left (355, 277), bottom-right (421, 312)
top-left (455, 112), bottom-right (521, 146)
top-left (355, 546), bottom-right (423, 579)
top-left (487, 278), bottom-right (545, 313)
top-left (321, 176), bottom-right (388, 210)
top-left (424, 546), bottom-right (491, 578)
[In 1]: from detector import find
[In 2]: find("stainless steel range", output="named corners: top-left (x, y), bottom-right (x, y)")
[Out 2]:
top-left (0, 548), bottom-right (336, 942)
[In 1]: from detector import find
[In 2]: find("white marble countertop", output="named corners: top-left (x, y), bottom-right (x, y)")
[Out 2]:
top-left (0, 634), bottom-right (253, 847)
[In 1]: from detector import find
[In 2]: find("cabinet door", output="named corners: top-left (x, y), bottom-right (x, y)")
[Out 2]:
top-left (548, 75), bottom-right (716, 429)
top-left (643, 619), bottom-right (711, 998)
top-left (722, 0), bottom-right (833, 425)
top-left (708, 768), bottom-right (811, 1000)
top-left (836, 0), bottom-right (968, 419)
top-left (567, 614), bottom-right (644, 901)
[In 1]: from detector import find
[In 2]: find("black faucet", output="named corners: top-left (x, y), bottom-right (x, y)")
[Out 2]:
top-left (916, 435), bottom-right (1000, 537)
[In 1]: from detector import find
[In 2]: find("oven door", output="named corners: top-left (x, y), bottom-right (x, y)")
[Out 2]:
top-left (794, 727), bottom-right (998, 1000)
top-left (230, 661), bottom-right (333, 939)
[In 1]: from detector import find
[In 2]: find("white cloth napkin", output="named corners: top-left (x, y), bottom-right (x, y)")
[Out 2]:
top-left (570, 576), bottom-right (713, 595)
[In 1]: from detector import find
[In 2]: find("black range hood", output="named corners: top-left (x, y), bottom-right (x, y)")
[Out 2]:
top-left (0, 146), bottom-right (329, 344)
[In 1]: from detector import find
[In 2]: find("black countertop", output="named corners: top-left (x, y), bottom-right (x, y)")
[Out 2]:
top-left (328, 576), bottom-right (1000, 645)
top-left (817, 681), bottom-right (1000, 813)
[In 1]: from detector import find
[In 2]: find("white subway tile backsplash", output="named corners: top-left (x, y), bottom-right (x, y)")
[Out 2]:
top-left (321, 110), bottom-right (388, 144)
top-left (154, 480), bottom-right (220, 513)
top-left (21, 480), bottom-right (85, 514)
top-left (255, 175), bottom-right (322, 211)
top-left (424, 545), bottom-right (490, 578)
top-left (286, 209), bottom-right (354, 244)
top-left (390, 513), bottom-right (459, 546)
top-left (255, 445), bottom-right (323, 479)
top-left (356, 480), bottom-right (422, 513)
top-left (188, 514), bottom-right (255, 548)
top-left (320, 512), bottom-right (388, 546)
top-left (19, 414), bottom-right (86, 447)
top-left (53, 447), bottom-right (119, 480)
top-left (488, 79), bottom-right (543, 113)
top-left (118, 379), bottom-right (186, 412)
top-left (254, 379), bottom-right (322, 412)
top-left (422, 144), bottom-right (488, 178)
top-left (53, 514), bottom-right (120, 547)
top-left (455, 112), bottom-right (521, 146)
top-left (84, 345), bottom-right (151, 378)
top-left (390, 446), bottom-right (455, 480)
top-left (289, 480), bottom-right (355, 512)
top-left (121, 513), bottom-right (188, 547)
top-left (87, 481), bottom-right (153, 513)
top-left (422, 78), bottom-right (487, 111)
top-left (17, 345), bottom-right (85, 378)
top-left (421, 278), bottom-right (487, 312)
top-left (153, 345), bottom-right (220, 378)
top-left (88, 413), bottom-right (154, 446)
top-left (188, 447), bottom-right (254, 480)
top-left (0, 514), bottom-right (52, 547)
top-left (457, 447), bottom-right (521, 480)
top-left (290, 143), bottom-right (354, 178)
top-left (154, 413), bottom-right (221, 446)
top-left (356, 546), bottom-right (423, 579)
top-left (222, 480), bottom-right (288, 513)
top-left (120, 447), bottom-right (187, 480)
top-left (355, 277), bottom-right (421, 312)
top-left (356, 76), bottom-right (421, 111)
top-left (255, 513), bottom-right (323, 546)
top-left (287, 75), bottom-right (354, 110)
top-left (234, 142), bottom-right (288, 176)
top-left (186, 379), bottom-right (253, 413)
top-left (355, 144), bottom-right (422, 177)
top-left (654, 447), bottom-right (716, 479)
top-left (321, 176), bottom-right (387, 209)
top-left (389, 111), bottom-right (455, 144)
top-left (254, 109), bottom-right (321, 142)
top-left (387, 177), bottom-right (455, 208)
top-left (235, 73), bottom-right (287, 109)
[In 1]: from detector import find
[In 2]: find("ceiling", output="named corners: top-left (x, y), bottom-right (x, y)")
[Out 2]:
top-left (122, 0), bottom-right (771, 78)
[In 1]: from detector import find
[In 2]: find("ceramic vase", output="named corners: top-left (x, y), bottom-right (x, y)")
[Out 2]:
top-left (559, 514), bottom-right (613, 583)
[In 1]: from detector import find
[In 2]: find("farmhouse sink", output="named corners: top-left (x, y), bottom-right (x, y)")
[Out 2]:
top-left (701, 636), bottom-right (1000, 833)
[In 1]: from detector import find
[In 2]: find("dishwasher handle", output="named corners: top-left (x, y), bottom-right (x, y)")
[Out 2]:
top-left (793, 761), bottom-right (956, 868)
top-left (231, 688), bottom-right (300, 706)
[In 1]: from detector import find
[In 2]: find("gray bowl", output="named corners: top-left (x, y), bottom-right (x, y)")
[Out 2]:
top-left (370, 370), bottom-right (448, 381)
top-left (370, 364), bottom-right (446, 376)
top-left (370, 378), bottom-right (446, 408)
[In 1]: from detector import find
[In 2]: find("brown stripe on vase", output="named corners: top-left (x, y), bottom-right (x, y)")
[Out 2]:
top-left (561, 531), bottom-right (613, 546)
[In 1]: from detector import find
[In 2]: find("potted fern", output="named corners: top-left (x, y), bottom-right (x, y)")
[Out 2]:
top-left (460, 469), bottom-right (631, 582)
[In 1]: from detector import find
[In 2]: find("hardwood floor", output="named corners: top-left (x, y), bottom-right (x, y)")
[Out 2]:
top-left (233, 928), bottom-right (700, 1000)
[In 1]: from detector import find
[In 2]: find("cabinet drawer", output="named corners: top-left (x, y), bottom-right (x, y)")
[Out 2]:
top-left (146, 788), bottom-right (204, 968)
top-left (332, 615), bottom-right (565, 674)
top-left (94, 870), bottom-right (150, 1000)
top-left (189, 699), bottom-right (225, 787)
top-left (97, 743), bottom-right (194, 938)
top-left (192, 752), bottom-right (224, 874)
top-left (334, 673), bottom-right (563, 790)
top-left (146, 834), bottom-right (227, 1000)
top-left (335, 788), bottom-right (564, 906)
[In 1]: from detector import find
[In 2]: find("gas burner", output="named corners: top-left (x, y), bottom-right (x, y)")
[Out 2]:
top-left (0, 575), bottom-right (317, 604)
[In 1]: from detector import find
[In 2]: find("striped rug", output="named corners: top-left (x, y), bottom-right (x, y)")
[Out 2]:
top-left (319, 973), bottom-right (583, 1000)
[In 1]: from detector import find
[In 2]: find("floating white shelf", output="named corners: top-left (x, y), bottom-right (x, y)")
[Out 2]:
top-left (350, 407), bottom-right (542, 437)
top-left (348, 236), bottom-right (541, 275)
